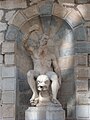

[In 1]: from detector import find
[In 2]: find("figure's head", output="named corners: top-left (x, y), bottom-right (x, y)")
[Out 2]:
top-left (36, 75), bottom-right (50, 91)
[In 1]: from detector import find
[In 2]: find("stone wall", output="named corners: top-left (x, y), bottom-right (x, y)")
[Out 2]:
top-left (0, 0), bottom-right (89, 120)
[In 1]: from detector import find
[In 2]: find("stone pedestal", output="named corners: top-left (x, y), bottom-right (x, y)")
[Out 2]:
top-left (25, 103), bottom-right (65, 120)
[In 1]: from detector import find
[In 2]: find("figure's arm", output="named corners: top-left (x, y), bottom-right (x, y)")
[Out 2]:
top-left (22, 24), bottom-right (39, 51)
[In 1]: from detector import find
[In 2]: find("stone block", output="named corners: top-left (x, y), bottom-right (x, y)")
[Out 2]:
top-left (75, 42), bottom-right (87, 53)
top-left (6, 25), bottom-right (23, 41)
top-left (0, 66), bottom-right (2, 77)
top-left (77, 4), bottom-right (90, 20)
top-left (75, 54), bottom-right (88, 66)
top-left (0, 0), bottom-right (27, 9)
top-left (2, 66), bottom-right (16, 78)
top-left (2, 42), bottom-right (15, 53)
top-left (53, 3), bottom-right (68, 18)
top-left (87, 68), bottom-right (90, 78)
top-left (76, 80), bottom-right (88, 92)
top-left (0, 55), bottom-right (3, 64)
top-left (5, 10), bottom-right (16, 22)
top-left (76, 92), bottom-right (89, 105)
top-left (3, 118), bottom-right (15, 120)
top-left (75, 67), bottom-right (88, 79)
top-left (2, 91), bottom-right (15, 104)
top-left (2, 104), bottom-right (15, 118)
top-left (5, 54), bottom-right (14, 65)
top-left (60, 81), bottom-right (74, 95)
top-left (0, 32), bottom-right (4, 45)
top-left (76, 105), bottom-right (89, 118)
top-left (0, 10), bottom-right (4, 21)
top-left (22, 5), bottom-right (39, 19)
top-left (61, 68), bottom-right (74, 82)
top-left (87, 28), bottom-right (90, 37)
top-left (0, 22), bottom-right (7, 32)
top-left (0, 106), bottom-right (2, 118)
top-left (74, 25), bottom-right (87, 41)
top-left (9, 12), bottom-right (26, 28)
top-left (19, 92), bottom-right (31, 105)
top-left (76, 0), bottom-right (90, 3)
top-left (60, 0), bottom-right (74, 3)
top-left (58, 56), bottom-right (74, 70)
top-left (65, 9), bottom-right (83, 28)
top-left (60, 47), bottom-right (74, 57)
top-left (39, 1), bottom-right (53, 16)
top-left (0, 77), bottom-right (2, 90)
top-left (67, 106), bottom-right (76, 118)
top-left (2, 78), bottom-right (16, 91)
top-left (25, 105), bottom-right (65, 120)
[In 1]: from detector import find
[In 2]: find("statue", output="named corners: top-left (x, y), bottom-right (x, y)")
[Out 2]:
top-left (23, 24), bottom-right (61, 106)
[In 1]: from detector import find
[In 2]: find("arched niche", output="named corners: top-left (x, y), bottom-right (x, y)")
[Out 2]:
top-left (5, 1), bottom-right (84, 120)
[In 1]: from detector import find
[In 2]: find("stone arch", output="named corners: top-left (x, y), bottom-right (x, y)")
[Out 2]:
top-left (5, 1), bottom-right (85, 120)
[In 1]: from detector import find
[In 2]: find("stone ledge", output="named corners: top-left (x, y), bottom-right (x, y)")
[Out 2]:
top-left (0, 0), bottom-right (27, 9)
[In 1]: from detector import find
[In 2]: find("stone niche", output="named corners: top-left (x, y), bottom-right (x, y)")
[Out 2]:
top-left (5, 1), bottom-right (84, 120)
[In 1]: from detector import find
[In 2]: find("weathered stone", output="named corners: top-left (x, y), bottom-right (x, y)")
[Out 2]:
top-left (2, 78), bottom-right (16, 91)
top-left (58, 56), bottom-right (74, 70)
top-left (9, 11), bottom-right (26, 28)
top-left (60, 0), bottom-right (74, 3)
top-left (19, 92), bottom-right (31, 105)
top-left (0, 0), bottom-right (27, 9)
top-left (74, 25), bottom-right (87, 41)
top-left (0, 10), bottom-right (4, 21)
top-left (0, 66), bottom-right (2, 77)
top-left (2, 91), bottom-right (15, 104)
top-left (53, 3), bottom-right (68, 18)
top-left (0, 22), bottom-right (7, 31)
top-left (67, 106), bottom-right (76, 119)
top-left (2, 66), bottom-right (16, 78)
top-left (87, 27), bottom-right (90, 37)
top-left (5, 10), bottom-right (16, 22)
top-left (76, 105), bottom-right (89, 118)
top-left (60, 47), bottom-right (74, 57)
top-left (0, 32), bottom-right (4, 44)
top-left (2, 41), bottom-right (15, 53)
top-left (75, 54), bottom-right (88, 66)
top-left (22, 5), bottom-right (39, 19)
top-left (5, 54), bottom-right (15, 65)
top-left (88, 68), bottom-right (90, 78)
top-left (77, 4), bottom-right (87, 20)
top-left (76, 92), bottom-right (89, 105)
top-left (65, 9), bottom-right (83, 28)
top-left (6, 25), bottom-right (23, 41)
top-left (77, 4), bottom-right (90, 20)
top-left (0, 106), bottom-right (2, 118)
top-left (19, 80), bottom-right (30, 92)
top-left (39, 2), bottom-right (53, 16)
top-left (0, 55), bottom-right (3, 64)
top-left (2, 104), bottom-right (15, 118)
top-left (61, 68), bottom-right (74, 82)
top-left (76, 80), bottom-right (88, 92)
top-left (25, 105), bottom-right (65, 120)
top-left (0, 77), bottom-right (2, 90)
top-left (75, 42), bottom-right (90, 53)
top-left (76, 0), bottom-right (90, 3)
top-left (75, 67), bottom-right (88, 79)
top-left (60, 81), bottom-right (74, 95)
top-left (40, 16), bottom-right (52, 34)
top-left (3, 118), bottom-right (15, 120)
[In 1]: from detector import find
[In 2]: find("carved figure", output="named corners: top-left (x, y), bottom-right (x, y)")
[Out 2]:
top-left (35, 75), bottom-right (51, 105)
top-left (23, 24), bottom-right (61, 105)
